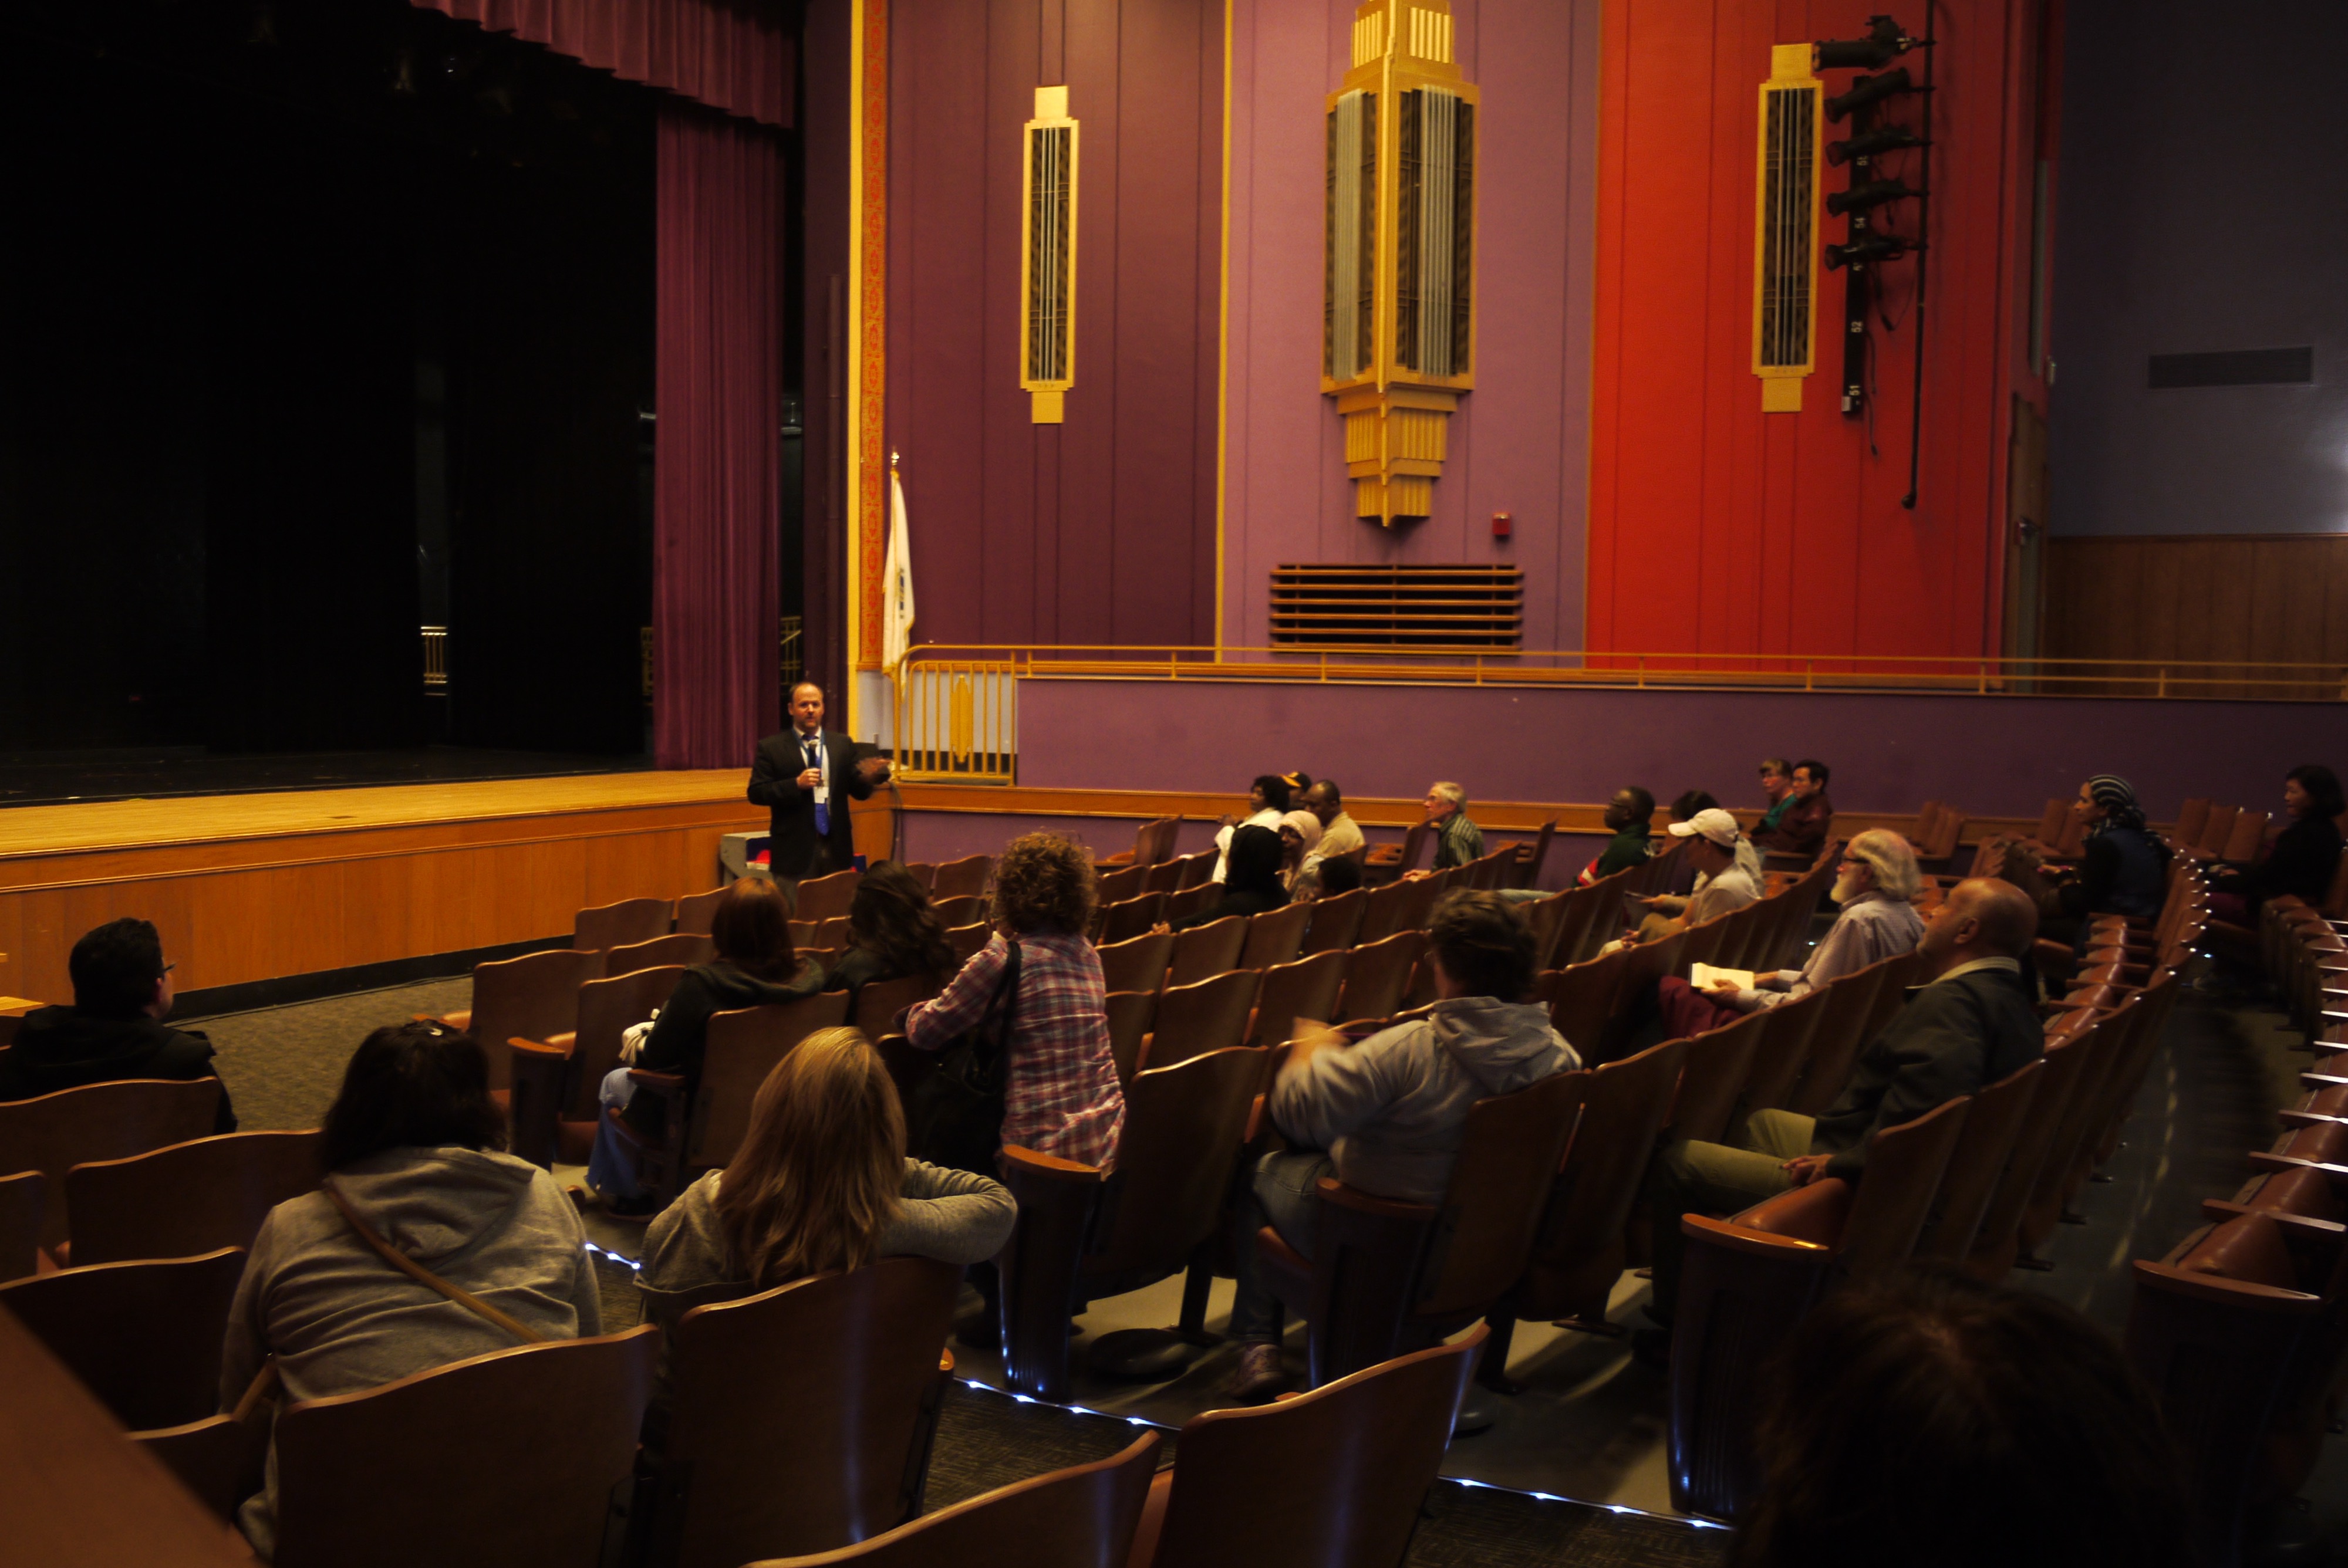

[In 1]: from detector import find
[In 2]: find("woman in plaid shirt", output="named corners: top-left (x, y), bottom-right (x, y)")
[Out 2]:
top-left (904, 833), bottom-right (1126, 1168)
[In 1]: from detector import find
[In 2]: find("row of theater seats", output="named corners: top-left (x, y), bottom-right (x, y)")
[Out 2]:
top-left (0, 1123), bottom-right (1490, 1568)
top-left (2131, 888), bottom-right (2348, 1564)
top-left (1663, 855), bottom-right (2207, 1522)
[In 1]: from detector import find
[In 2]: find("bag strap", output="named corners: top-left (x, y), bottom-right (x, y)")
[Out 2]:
top-left (971, 939), bottom-right (1022, 1070)
top-left (323, 1180), bottom-right (549, 1345)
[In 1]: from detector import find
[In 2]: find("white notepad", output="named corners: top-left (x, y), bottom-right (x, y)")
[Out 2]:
top-left (1689, 963), bottom-right (1757, 992)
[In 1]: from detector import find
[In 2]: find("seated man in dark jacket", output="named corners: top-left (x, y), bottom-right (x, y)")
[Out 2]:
top-left (1642, 877), bottom-right (2041, 1337)
top-left (1752, 757), bottom-right (1834, 860)
top-left (0, 917), bottom-right (237, 1131)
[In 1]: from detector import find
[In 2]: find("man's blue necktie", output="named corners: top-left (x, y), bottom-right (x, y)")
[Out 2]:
top-left (805, 738), bottom-right (829, 836)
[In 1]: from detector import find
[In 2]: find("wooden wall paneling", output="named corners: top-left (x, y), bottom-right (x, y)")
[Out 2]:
top-left (2045, 534), bottom-right (2348, 695)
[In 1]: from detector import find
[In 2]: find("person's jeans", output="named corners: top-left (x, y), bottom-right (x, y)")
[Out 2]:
top-left (586, 1067), bottom-right (646, 1201)
top-left (1226, 1151), bottom-right (1332, 1343)
top-left (1645, 1109), bottom-right (1814, 1322)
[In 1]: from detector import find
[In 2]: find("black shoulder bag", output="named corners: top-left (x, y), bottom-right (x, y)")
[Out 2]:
top-left (906, 940), bottom-right (1020, 1175)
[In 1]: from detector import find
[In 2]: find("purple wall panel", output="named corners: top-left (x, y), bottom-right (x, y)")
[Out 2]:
top-left (1008, 678), bottom-right (2342, 824)
top-left (1220, 0), bottom-right (1603, 653)
top-left (887, 0), bottom-right (1221, 652)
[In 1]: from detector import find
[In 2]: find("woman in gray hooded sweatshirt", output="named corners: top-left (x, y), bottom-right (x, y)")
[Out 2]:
top-left (218, 1022), bottom-right (600, 1560)
top-left (1221, 889), bottom-right (1580, 1403)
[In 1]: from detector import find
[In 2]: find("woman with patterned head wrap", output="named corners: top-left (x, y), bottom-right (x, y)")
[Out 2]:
top-left (2048, 774), bottom-right (2170, 927)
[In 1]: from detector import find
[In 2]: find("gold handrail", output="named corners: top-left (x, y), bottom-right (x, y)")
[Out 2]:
top-left (891, 642), bottom-right (2347, 700)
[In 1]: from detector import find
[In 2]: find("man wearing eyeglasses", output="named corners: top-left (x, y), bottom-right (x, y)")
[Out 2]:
top-left (0, 917), bottom-right (237, 1131)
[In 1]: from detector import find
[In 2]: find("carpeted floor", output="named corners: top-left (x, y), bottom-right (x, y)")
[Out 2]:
top-left (192, 975), bottom-right (473, 1133)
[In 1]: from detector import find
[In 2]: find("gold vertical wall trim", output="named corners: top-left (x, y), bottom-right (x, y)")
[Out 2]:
top-left (1215, 0), bottom-right (1232, 660)
top-left (1020, 86), bottom-right (1079, 423)
top-left (1752, 42), bottom-right (1821, 414)
top-left (849, 0), bottom-right (892, 691)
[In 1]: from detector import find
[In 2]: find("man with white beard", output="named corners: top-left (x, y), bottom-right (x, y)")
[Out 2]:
top-left (1649, 828), bottom-right (1928, 1042)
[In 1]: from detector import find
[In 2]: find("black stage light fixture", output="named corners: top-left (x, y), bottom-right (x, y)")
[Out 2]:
top-left (1824, 234), bottom-right (1911, 271)
top-left (1815, 15), bottom-right (1915, 70)
top-left (1827, 178), bottom-right (1918, 217)
top-left (1826, 66), bottom-right (1912, 123)
top-left (1828, 124), bottom-right (1926, 165)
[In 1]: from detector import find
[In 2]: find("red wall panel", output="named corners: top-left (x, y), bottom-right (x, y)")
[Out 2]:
top-left (1587, 0), bottom-right (2047, 661)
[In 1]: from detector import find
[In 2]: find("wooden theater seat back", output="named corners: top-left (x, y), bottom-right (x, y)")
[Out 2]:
top-left (646, 1258), bottom-right (963, 1568)
top-left (742, 1431), bottom-right (1160, 1568)
top-left (269, 1327), bottom-right (660, 1568)
top-left (66, 1128), bottom-right (326, 1267)
top-left (1132, 1332), bottom-right (1482, 1568)
top-left (0, 1247), bottom-right (248, 1431)
top-left (0, 1077), bottom-right (222, 1251)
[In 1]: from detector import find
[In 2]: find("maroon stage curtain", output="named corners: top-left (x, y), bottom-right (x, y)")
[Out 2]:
top-left (414, 0), bottom-right (791, 129)
top-left (653, 107), bottom-right (782, 769)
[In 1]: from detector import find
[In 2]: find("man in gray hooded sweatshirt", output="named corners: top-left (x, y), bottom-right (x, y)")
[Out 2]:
top-left (1222, 890), bottom-right (1580, 1401)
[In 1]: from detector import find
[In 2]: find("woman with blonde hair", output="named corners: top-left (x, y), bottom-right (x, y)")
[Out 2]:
top-left (639, 1028), bottom-right (1014, 1294)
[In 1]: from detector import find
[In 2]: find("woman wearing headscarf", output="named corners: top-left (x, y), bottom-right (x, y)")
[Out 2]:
top-left (1163, 824), bottom-right (1290, 930)
top-left (2045, 775), bottom-right (2170, 932)
top-left (1277, 808), bottom-right (1325, 894)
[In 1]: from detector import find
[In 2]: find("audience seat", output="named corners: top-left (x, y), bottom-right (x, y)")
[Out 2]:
top-left (674, 887), bottom-right (728, 935)
top-left (619, 993), bottom-right (852, 1203)
top-left (1096, 931), bottom-right (1175, 996)
top-left (1777, 952), bottom-right (1910, 1120)
top-left (902, 862), bottom-right (937, 890)
top-left (997, 1047), bottom-right (1269, 1400)
top-left (1364, 822), bottom-right (1429, 887)
top-left (66, 1128), bottom-right (325, 1266)
top-left (1141, 970), bottom-right (1262, 1073)
top-left (1965, 1023), bottom-right (2101, 1279)
top-left (1523, 890), bottom-right (1574, 971)
top-left (1504, 819), bottom-right (1557, 890)
top-left (1249, 951), bottom-right (1348, 1047)
top-left (0, 1170), bottom-right (42, 1284)
top-left (0, 1248), bottom-right (247, 1430)
top-left (1098, 894), bottom-right (1168, 945)
top-left (1237, 903), bottom-right (1310, 969)
top-left (931, 856), bottom-right (993, 900)
top-left (636, 1258), bottom-right (962, 1568)
top-left (573, 897), bottom-right (673, 963)
top-left (851, 972), bottom-right (944, 1043)
top-left (1728, 985), bottom-right (1828, 1121)
top-left (1482, 1038), bottom-right (1687, 1376)
top-left (0, 1077), bottom-right (222, 1252)
top-left (1544, 952), bottom-right (1625, 1064)
top-left (1095, 865), bottom-right (1148, 907)
top-left (1334, 931), bottom-right (1425, 1024)
top-left (2128, 1212), bottom-right (2338, 1568)
top-left (1669, 1095), bottom-right (1970, 1520)
top-left (1164, 884), bottom-right (1222, 926)
top-left (131, 1406), bottom-right (272, 1526)
top-left (1662, 1009), bottom-right (1770, 1148)
top-left (1299, 889), bottom-right (1368, 955)
top-left (933, 895), bottom-right (987, 929)
top-left (1128, 1332), bottom-right (1482, 1568)
top-left (1166, 917), bottom-right (1248, 988)
top-left (1256, 1070), bottom-right (1581, 1389)
top-left (743, 1431), bottom-right (1159, 1568)
top-left (510, 964), bottom-right (687, 1170)
top-left (607, 932), bottom-right (716, 976)
top-left (1105, 992), bottom-right (1156, 1086)
top-left (946, 922), bottom-right (993, 964)
top-left (788, 870), bottom-right (859, 924)
top-left (269, 1326), bottom-right (660, 1568)
top-left (1911, 1059), bottom-right (2045, 1263)
top-left (425, 947), bottom-right (600, 1092)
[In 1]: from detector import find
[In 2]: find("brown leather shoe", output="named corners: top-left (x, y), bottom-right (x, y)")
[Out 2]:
top-left (1222, 1342), bottom-right (1289, 1403)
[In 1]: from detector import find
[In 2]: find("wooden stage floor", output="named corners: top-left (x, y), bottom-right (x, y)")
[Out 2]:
top-left (0, 772), bottom-right (763, 1005)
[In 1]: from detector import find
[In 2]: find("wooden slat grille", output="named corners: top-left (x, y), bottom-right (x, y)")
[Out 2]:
top-left (1270, 564), bottom-right (1523, 648)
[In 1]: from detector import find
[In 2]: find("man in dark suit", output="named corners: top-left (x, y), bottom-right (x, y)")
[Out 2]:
top-left (749, 681), bottom-right (890, 897)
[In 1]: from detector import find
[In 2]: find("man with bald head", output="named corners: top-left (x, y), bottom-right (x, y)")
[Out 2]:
top-left (1641, 878), bottom-right (2043, 1335)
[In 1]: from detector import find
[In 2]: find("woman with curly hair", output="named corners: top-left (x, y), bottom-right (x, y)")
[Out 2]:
top-left (825, 861), bottom-right (956, 998)
top-left (902, 832), bottom-right (1124, 1167)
